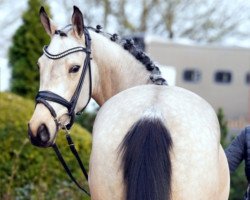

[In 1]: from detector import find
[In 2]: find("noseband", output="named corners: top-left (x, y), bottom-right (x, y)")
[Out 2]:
top-left (35, 27), bottom-right (92, 195)
top-left (36, 28), bottom-right (92, 130)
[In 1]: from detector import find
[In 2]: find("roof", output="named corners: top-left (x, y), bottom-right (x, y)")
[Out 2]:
top-left (145, 35), bottom-right (250, 52)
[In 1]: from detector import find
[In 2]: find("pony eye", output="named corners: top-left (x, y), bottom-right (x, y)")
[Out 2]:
top-left (69, 65), bottom-right (80, 73)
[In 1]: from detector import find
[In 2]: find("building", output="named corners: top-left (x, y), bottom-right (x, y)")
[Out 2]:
top-left (144, 38), bottom-right (250, 126)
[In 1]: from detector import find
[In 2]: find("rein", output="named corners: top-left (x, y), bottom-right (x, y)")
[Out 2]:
top-left (52, 128), bottom-right (90, 195)
top-left (35, 27), bottom-right (92, 196)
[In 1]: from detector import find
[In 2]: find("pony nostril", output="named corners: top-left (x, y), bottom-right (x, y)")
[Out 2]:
top-left (37, 124), bottom-right (50, 143)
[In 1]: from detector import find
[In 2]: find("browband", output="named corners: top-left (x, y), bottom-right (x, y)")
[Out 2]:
top-left (43, 45), bottom-right (90, 60)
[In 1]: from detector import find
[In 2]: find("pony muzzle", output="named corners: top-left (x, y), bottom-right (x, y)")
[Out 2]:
top-left (28, 104), bottom-right (59, 148)
top-left (28, 123), bottom-right (53, 148)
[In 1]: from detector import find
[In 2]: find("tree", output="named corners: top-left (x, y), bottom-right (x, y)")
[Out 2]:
top-left (0, 1), bottom-right (27, 58)
top-left (60, 0), bottom-right (250, 43)
top-left (8, 0), bottom-right (50, 98)
top-left (217, 108), bottom-right (229, 148)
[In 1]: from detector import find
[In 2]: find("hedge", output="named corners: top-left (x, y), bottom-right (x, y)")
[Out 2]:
top-left (0, 92), bottom-right (91, 200)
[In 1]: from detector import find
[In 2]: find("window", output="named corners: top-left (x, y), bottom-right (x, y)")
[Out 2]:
top-left (183, 69), bottom-right (201, 83)
top-left (246, 73), bottom-right (250, 85)
top-left (214, 71), bottom-right (232, 84)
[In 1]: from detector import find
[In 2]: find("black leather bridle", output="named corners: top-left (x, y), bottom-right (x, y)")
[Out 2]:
top-left (36, 28), bottom-right (92, 130)
top-left (35, 27), bottom-right (92, 196)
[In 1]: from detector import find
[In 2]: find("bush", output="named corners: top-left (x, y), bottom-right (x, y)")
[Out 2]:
top-left (218, 108), bottom-right (247, 199)
top-left (0, 92), bottom-right (91, 200)
top-left (76, 111), bottom-right (97, 133)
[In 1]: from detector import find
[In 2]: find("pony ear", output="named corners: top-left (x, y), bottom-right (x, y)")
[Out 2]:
top-left (71, 6), bottom-right (84, 38)
top-left (39, 6), bottom-right (56, 36)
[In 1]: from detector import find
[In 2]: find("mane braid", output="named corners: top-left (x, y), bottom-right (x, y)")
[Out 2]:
top-left (87, 25), bottom-right (168, 86)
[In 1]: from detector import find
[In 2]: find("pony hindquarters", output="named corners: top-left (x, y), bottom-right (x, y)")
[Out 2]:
top-left (119, 117), bottom-right (173, 200)
top-left (89, 85), bottom-right (230, 200)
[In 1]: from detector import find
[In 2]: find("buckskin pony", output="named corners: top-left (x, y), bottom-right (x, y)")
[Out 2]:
top-left (28, 6), bottom-right (230, 200)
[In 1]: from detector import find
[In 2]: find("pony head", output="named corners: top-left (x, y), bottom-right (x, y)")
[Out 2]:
top-left (28, 6), bottom-right (92, 147)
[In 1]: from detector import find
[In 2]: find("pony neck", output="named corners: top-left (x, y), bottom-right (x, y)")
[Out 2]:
top-left (90, 31), bottom-right (151, 105)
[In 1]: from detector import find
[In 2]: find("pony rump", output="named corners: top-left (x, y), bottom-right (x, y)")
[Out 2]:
top-left (119, 117), bottom-right (173, 200)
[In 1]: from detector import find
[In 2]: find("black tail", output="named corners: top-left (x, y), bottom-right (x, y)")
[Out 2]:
top-left (119, 117), bottom-right (173, 200)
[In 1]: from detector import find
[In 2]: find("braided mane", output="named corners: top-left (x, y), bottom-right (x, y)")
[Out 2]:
top-left (121, 38), bottom-right (167, 85)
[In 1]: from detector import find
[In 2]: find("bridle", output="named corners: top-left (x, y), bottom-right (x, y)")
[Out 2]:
top-left (35, 27), bottom-right (92, 196)
top-left (36, 27), bottom-right (92, 130)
